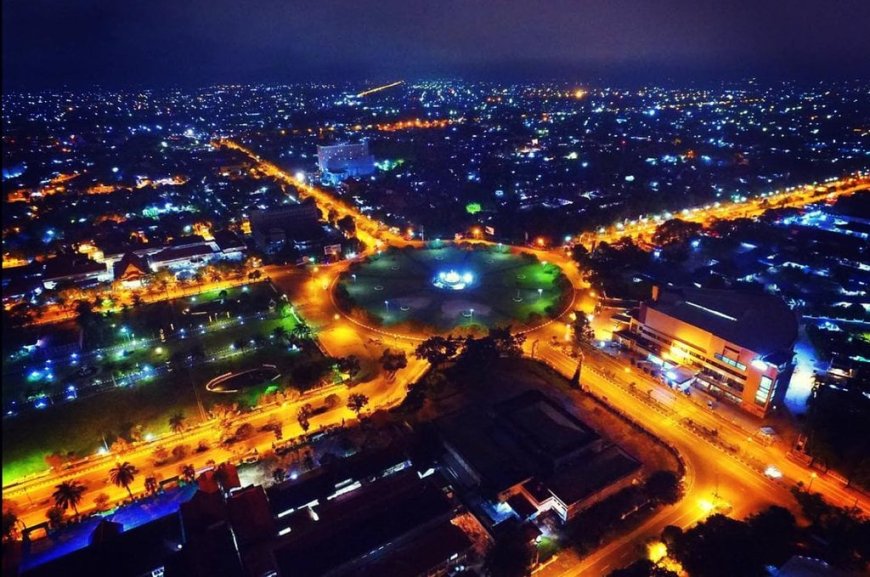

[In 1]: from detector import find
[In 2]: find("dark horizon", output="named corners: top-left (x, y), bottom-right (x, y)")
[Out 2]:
top-left (4, 0), bottom-right (869, 90)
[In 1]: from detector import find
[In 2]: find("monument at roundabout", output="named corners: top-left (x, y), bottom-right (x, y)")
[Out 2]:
top-left (333, 243), bottom-right (574, 337)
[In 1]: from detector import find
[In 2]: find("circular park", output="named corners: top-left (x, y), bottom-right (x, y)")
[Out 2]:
top-left (333, 243), bottom-right (574, 336)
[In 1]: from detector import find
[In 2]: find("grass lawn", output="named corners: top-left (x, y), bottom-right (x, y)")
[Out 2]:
top-left (2, 282), bottom-right (286, 406)
top-left (2, 342), bottom-right (323, 482)
top-left (337, 244), bottom-right (572, 334)
top-left (1, 282), bottom-right (333, 483)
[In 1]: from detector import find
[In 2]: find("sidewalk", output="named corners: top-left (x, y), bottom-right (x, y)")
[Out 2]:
top-left (596, 344), bottom-right (801, 449)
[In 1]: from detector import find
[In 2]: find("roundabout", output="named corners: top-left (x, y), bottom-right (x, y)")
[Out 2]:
top-left (333, 244), bottom-right (574, 336)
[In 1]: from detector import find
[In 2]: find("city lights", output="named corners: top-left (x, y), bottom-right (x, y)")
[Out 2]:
top-left (2, 14), bottom-right (869, 574)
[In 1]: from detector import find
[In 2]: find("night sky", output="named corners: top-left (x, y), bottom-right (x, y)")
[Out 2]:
top-left (3, 0), bottom-right (869, 88)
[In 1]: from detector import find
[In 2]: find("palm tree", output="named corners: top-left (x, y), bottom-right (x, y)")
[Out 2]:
top-left (52, 480), bottom-right (86, 516)
top-left (180, 464), bottom-right (196, 484)
top-left (109, 461), bottom-right (139, 500)
top-left (272, 325), bottom-right (288, 342)
top-left (291, 322), bottom-right (313, 342)
top-left (169, 412), bottom-right (186, 433)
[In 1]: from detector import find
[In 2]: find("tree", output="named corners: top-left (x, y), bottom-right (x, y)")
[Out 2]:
top-left (571, 243), bottom-right (591, 267)
top-left (297, 403), bottom-right (314, 433)
top-left (74, 299), bottom-right (98, 331)
top-left (336, 355), bottom-right (361, 380)
top-left (670, 514), bottom-right (765, 577)
top-left (483, 524), bottom-right (534, 577)
top-left (458, 326), bottom-right (525, 371)
top-left (660, 525), bottom-right (682, 548)
top-left (644, 471), bottom-right (681, 505)
top-left (109, 461), bottom-right (139, 500)
top-left (489, 326), bottom-right (526, 357)
top-left (52, 480), bottom-right (86, 516)
top-left (45, 506), bottom-right (65, 530)
top-left (169, 412), bottom-right (186, 433)
top-left (291, 358), bottom-right (333, 389)
top-left (652, 219), bottom-right (703, 247)
top-left (2, 510), bottom-right (20, 542)
top-left (291, 321), bottom-right (313, 342)
top-left (324, 393), bottom-right (341, 409)
top-left (213, 463), bottom-right (235, 495)
top-left (379, 349), bottom-right (408, 381)
top-left (414, 335), bottom-right (461, 368)
top-left (804, 384), bottom-right (870, 488)
top-left (572, 314), bottom-right (594, 346)
top-left (608, 560), bottom-right (678, 577)
top-left (144, 476), bottom-right (158, 495)
top-left (180, 464), bottom-right (196, 484)
top-left (347, 393), bottom-right (369, 418)
top-left (273, 325), bottom-right (289, 342)
top-left (337, 215), bottom-right (356, 236)
top-left (746, 506), bottom-right (796, 566)
top-left (93, 493), bottom-right (111, 512)
top-left (272, 468), bottom-right (287, 484)
top-left (234, 422), bottom-right (254, 441)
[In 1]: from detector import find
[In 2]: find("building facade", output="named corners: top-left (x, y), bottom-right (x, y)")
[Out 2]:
top-left (316, 141), bottom-right (375, 184)
top-left (615, 286), bottom-right (797, 417)
top-left (249, 200), bottom-right (322, 252)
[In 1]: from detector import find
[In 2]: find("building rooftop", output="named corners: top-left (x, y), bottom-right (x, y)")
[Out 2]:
top-left (545, 446), bottom-right (640, 507)
top-left (647, 286), bottom-right (798, 355)
top-left (354, 520), bottom-right (472, 577)
top-left (496, 391), bottom-right (600, 465)
top-left (437, 390), bottom-right (603, 496)
top-left (272, 470), bottom-right (453, 577)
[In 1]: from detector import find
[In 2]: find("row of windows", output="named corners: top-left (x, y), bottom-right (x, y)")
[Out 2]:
top-left (638, 325), bottom-right (746, 381)
top-left (714, 353), bottom-right (747, 371)
top-left (755, 376), bottom-right (774, 407)
top-left (695, 378), bottom-right (743, 405)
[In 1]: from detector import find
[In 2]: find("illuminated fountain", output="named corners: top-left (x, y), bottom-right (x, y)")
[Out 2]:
top-left (433, 270), bottom-right (474, 290)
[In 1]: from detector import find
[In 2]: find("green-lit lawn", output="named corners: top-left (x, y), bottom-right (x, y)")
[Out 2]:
top-left (1, 282), bottom-right (331, 483)
top-left (2, 282), bottom-right (283, 404)
top-left (337, 244), bottom-right (572, 334)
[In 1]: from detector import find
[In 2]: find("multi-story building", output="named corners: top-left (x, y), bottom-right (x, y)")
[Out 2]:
top-left (615, 286), bottom-right (798, 417)
top-left (316, 141), bottom-right (375, 184)
top-left (249, 200), bottom-right (322, 252)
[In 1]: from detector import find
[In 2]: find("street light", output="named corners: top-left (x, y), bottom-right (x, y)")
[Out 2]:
top-left (384, 300), bottom-right (390, 313)
top-left (537, 288), bottom-right (543, 299)
top-left (808, 472), bottom-right (818, 491)
top-left (469, 308), bottom-right (475, 322)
